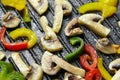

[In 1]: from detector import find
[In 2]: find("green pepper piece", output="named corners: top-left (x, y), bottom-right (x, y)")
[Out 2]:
top-left (22, 6), bottom-right (31, 22)
top-left (0, 61), bottom-right (25, 80)
top-left (6, 72), bottom-right (25, 80)
top-left (66, 37), bottom-right (84, 61)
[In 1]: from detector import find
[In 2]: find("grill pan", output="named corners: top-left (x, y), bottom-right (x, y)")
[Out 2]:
top-left (0, 0), bottom-right (120, 79)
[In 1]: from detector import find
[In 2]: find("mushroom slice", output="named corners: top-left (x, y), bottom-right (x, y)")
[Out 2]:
top-left (64, 72), bottom-right (85, 80)
top-left (40, 16), bottom-right (63, 52)
top-left (112, 69), bottom-right (120, 80)
top-left (28, 0), bottom-right (48, 15)
top-left (53, 0), bottom-right (72, 33)
top-left (2, 12), bottom-right (21, 28)
top-left (41, 51), bottom-right (61, 75)
top-left (0, 51), bottom-right (6, 60)
top-left (62, 0), bottom-right (72, 15)
top-left (42, 51), bottom-right (85, 77)
top-left (11, 52), bottom-right (32, 77)
top-left (96, 38), bottom-right (117, 54)
top-left (78, 13), bottom-right (110, 37)
top-left (53, 0), bottom-right (63, 33)
top-left (27, 63), bottom-right (43, 80)
top-left (64, 18), bottom-right (83, 36)
top-left (52, 53), bottom-right (85, 77)
top-left (109, 58), bottom-right (120, 72)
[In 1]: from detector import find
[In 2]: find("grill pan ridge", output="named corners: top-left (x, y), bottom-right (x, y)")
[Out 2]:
top-left (0, 0), bottom-right (120, 79)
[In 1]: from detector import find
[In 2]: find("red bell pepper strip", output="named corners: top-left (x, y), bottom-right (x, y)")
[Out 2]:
top-left (80, 44), bottom-right (98, 71)
top-left (0, 26), bottom-right (28, 51)
top-left (85, 68), bottom-right (102, 80)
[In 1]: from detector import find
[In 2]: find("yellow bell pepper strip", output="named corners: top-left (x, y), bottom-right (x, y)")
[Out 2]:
top-left (0, 61), bottom-right (25, 80)
top-left (0, 26), bottom-right (28, 51)
top-left (98, 58), bottom-right (112, 80)
top-left (79, 44), bottom-right (98, 71)
top-left (1, 0), bottom-right (26, 11)
top-left (66, 37), bottom-right (84, 61)
top-left (78, 0), bottom-right (118, 18)
top-left (22, 6), bottom-right (31, 22)
top-left (9, 28), bottom-right (37, 49)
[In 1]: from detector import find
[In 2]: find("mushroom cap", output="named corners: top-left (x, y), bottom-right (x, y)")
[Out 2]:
top-left (96, 38), bottom-right (117, 54)
top-left (27, 63), bottom-right (43, 80)
top-left (28, 0), bottom-right (48, 15)
top-left (109, 58), bottom-right (120, 72)
top-left (2, 12), bottom-right (21, 28)
top-left (41, 51), bottom-right (61, 75)
top-left (64, 18), bottom-right (83, 36)
top-left (64, 72), bottom-right (85, 80)
top-left (40, 37), bottom-right (63, 52)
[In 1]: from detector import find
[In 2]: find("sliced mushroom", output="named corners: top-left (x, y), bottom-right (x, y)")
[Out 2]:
top-left (40, 16), bottom-right (63, 52)
top-left (27, 63), bottom-right (43, 80)
top-left (11, 52), bottom-right (32, 77)
top-left (41, 51), bottom-right (61, 75)
top-left (96, 38), bottom-right (118, 54)
top-left (0, 51), bottom-right (6, 60)
top-left (62, 0), bottom-right (72, 15)
top-left (112, 69), bottom-right (120, 80)
top-left (64, 18), bottom-right (83, 36)
top-left (78, 13), bottom-right (110, 37)
top-left (64, 72), bottom-right (85, 80)
top-left (52, 53), bottom-right (85, 77)
top-left (53, 0), bottom-right (72, 33)
top-left (42, 51), bottom-right (85, 77)
top-left (109, 58), bottom-right (120, 72)
top-left (2, 12), bottom-right (21, 28)
top-left (53, 0), bottom-right (63, 33)
top-left (28, 0), bottom-right (48, 15)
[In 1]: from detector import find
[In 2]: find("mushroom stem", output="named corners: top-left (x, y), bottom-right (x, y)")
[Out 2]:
top-left (40, 16), bottom-right (63, 52)
top-left (78, 13), bottom-right (110, 37)
top-left (53, 0), bottom-right (63, 33)
top-left (52, 53), bottom-right (85, 77)
top-left (40, 16), bottom-right (56, 39)
top-left (53, 0), bottom-right (72, 33)
top-left (11, 52), bottom-right (32, 77)
top-left (42, 51), bottom-right (85, 77)
top-left (27, 63), bottom-right (43, 80)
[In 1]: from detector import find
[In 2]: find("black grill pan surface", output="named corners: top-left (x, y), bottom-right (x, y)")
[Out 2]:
top-left (0, 0), bottom-right (120, 80)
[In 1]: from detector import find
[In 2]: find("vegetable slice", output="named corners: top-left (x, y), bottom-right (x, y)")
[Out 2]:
top-left (66, 37), bottom-right (84, 61)
top-left (78, 13), bottom-right (110, 37)
top-left (0, 26), bottom-right (28, 51)
top-left (98, 58), bottom-right (112, 80)
top-left (11, 52), bottom-right (32, 77)
top-left (10, 28), bottom-right (37, 49)
top-left (0, 61), bottom-right (25, 80)
top-left (80, 44), bottom-right (98, 71)
top-left (1, 0), bottom-right (26, 11)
